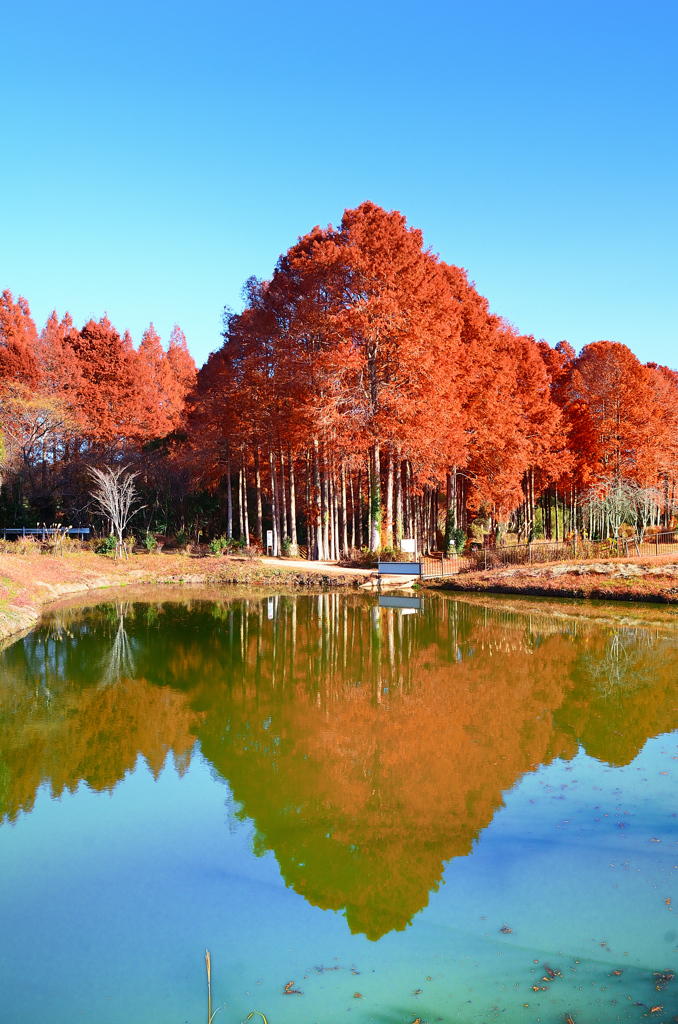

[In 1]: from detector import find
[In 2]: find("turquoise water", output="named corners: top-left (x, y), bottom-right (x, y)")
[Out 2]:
top-left (1, 592), bottom-right (677, 1023)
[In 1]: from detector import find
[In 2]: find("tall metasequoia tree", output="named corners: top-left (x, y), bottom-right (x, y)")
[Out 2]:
top-left (566, 342), bottom-right (658, 485)
top-left (137, 323), bottom-right (196, 438)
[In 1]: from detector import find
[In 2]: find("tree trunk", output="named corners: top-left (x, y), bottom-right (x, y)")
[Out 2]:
top-left (367, 459), bottom-right (372, 548)
top-left (328, 461), bottom-right (335, 560)
top-left (238, 462), bottom-right (245, 540)
top-left (357, 467), bottom-right (363, 549)
top-left (384, 452), bottom-right (394, 549)
top-left (254, 446), bottom-right (263, 542)
top-left (370, 441), bottom-right (381, 552)
top-left (432, 488), bottom-right (439, 550)
top-left (405, 460), bottom-right (412, 538)
top-left (349, 468), bottom-right (356, 550)
top-left (288, 445), bottom-right (298, 554)
top-left (445, 470), bottom-right (456, 553)
top-left (226, 441), bottom-right (233, 539)
top-left (242, 452), bottom-right (250, 546)
top-left (414, 492), bottom-right (421, 554)
top-left (313, 439), bottom-right (323, 559)
top-left (305, 449), bottom-right (314, 559)
top-left (278, 440), bottom-right (288, 542)
top-left (394, 452), bottom-right (402, 548)
top-left (332, 466), bottom-right (340, 559)
top-left (268, 443), bottom-right (279, 556)
top-left (321, 443), bottom-right (329, 561)
top-left (340, 462), bottom-right (348, 557)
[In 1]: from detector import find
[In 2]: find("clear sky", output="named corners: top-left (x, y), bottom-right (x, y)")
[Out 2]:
top-left (1, 0), bottom-right (676, 370)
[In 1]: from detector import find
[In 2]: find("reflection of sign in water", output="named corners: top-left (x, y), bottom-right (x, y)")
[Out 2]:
top-left (378, 595), bottom-right (423, 612)
top-left (267, 597), bottom-right (274, 619)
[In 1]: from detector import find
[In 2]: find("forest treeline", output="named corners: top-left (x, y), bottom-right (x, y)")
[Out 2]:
top-left (2, 200), bottom-right (677, 553)
top-left (0, 291), bottom-right (197, 531)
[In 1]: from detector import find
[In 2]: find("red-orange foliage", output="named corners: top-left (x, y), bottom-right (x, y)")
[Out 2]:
top-left (186, 203), bottom-right (581, 552)
top-left (3, 202), bottom-right (675, 545)
top-left (0, 291), bottom-right (196, 529)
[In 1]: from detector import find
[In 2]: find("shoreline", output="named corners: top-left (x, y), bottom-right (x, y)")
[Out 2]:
top-left (2, 550), bottom-right (677, 648)
top-left (421, 557), bottom-right (678, 606)
top-left (0, 550), bottom-right (369, 647)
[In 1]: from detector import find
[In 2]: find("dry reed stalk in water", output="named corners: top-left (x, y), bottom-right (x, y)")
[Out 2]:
top-left (206, 949), bottom-right (212, 1024)
top-left (204, 950), bottom-right (267, 1024)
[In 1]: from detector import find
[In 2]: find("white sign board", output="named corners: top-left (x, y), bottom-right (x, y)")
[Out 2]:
top-left (401, 538), bottom-right (416, 553)
top-left (266, 530), bottom-right (273, 554)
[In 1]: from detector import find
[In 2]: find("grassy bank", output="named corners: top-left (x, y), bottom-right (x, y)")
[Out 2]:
top-left (0, 549), bottom-right (365, 645)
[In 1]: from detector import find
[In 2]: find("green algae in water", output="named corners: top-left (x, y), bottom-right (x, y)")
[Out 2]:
top-left (0, 592), bottom-right (677, 1023)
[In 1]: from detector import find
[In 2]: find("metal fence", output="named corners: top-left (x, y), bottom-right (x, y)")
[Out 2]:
top-left (419, 530), bottom-right (678, 578)
top-left (1, 527), bottom-right (90, 540)
top-left (630, 530), bottom-right (678, 557)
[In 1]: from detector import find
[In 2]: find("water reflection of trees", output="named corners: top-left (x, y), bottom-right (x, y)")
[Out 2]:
top-left (0, 601), bottom-right (198, 822)
top-left (1, 594), bottom-right (677, 938)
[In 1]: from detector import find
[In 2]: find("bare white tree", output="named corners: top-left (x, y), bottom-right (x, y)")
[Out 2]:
top-left (628, 480), bottom-right (663, 541)
top-left (583, 477), bottom-right (635, 539)
top-left (89, 465), bottom-right (145, 558)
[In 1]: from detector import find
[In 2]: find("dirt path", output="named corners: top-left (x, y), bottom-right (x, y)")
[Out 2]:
top-left (259, 557), bottom-right (374, 577)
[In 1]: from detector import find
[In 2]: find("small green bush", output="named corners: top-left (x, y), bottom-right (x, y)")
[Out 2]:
top-left (209, 536), bottom-right (227, 555)
top-left (142, 531), bottom-right (158, 551)
top-left (95, 535), bottom-right (117, 555)
top-left (452, 528), bottom-right (466, 554)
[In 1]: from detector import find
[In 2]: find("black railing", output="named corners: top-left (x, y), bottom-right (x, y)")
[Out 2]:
top-left (418, 530), bottom-right (678, 578)
top-left (1, 527), bottom-right (90, 539)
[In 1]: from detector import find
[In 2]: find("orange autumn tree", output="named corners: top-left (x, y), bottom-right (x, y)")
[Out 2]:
top-left (189, 202), bottom-right (678, 555)
top-left (0, 291), bottom-right (196, 531)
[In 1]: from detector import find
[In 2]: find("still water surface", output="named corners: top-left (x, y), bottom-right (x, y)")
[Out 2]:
top-left (1, 591), bottom-right (678, 1023)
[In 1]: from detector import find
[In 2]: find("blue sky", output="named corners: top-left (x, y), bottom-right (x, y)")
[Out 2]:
top-left (1, 0), bottom-right (676, 369)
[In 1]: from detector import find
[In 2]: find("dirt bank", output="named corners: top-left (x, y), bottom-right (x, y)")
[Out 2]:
top-left (0, 550), bottom-right (369, 645)
top-left (422, 557), bottom-right (678, 606)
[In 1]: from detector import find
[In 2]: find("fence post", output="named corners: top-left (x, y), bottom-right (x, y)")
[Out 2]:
top-left (656, 534), bottom-right (659, 556)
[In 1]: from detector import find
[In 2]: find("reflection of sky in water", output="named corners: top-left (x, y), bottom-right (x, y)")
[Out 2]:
top-left (0, 593), bottom-right (677, 1023)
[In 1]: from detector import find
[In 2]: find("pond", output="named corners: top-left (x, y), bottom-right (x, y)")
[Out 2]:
top-left (1, 590), bottom-right (677, 1024)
